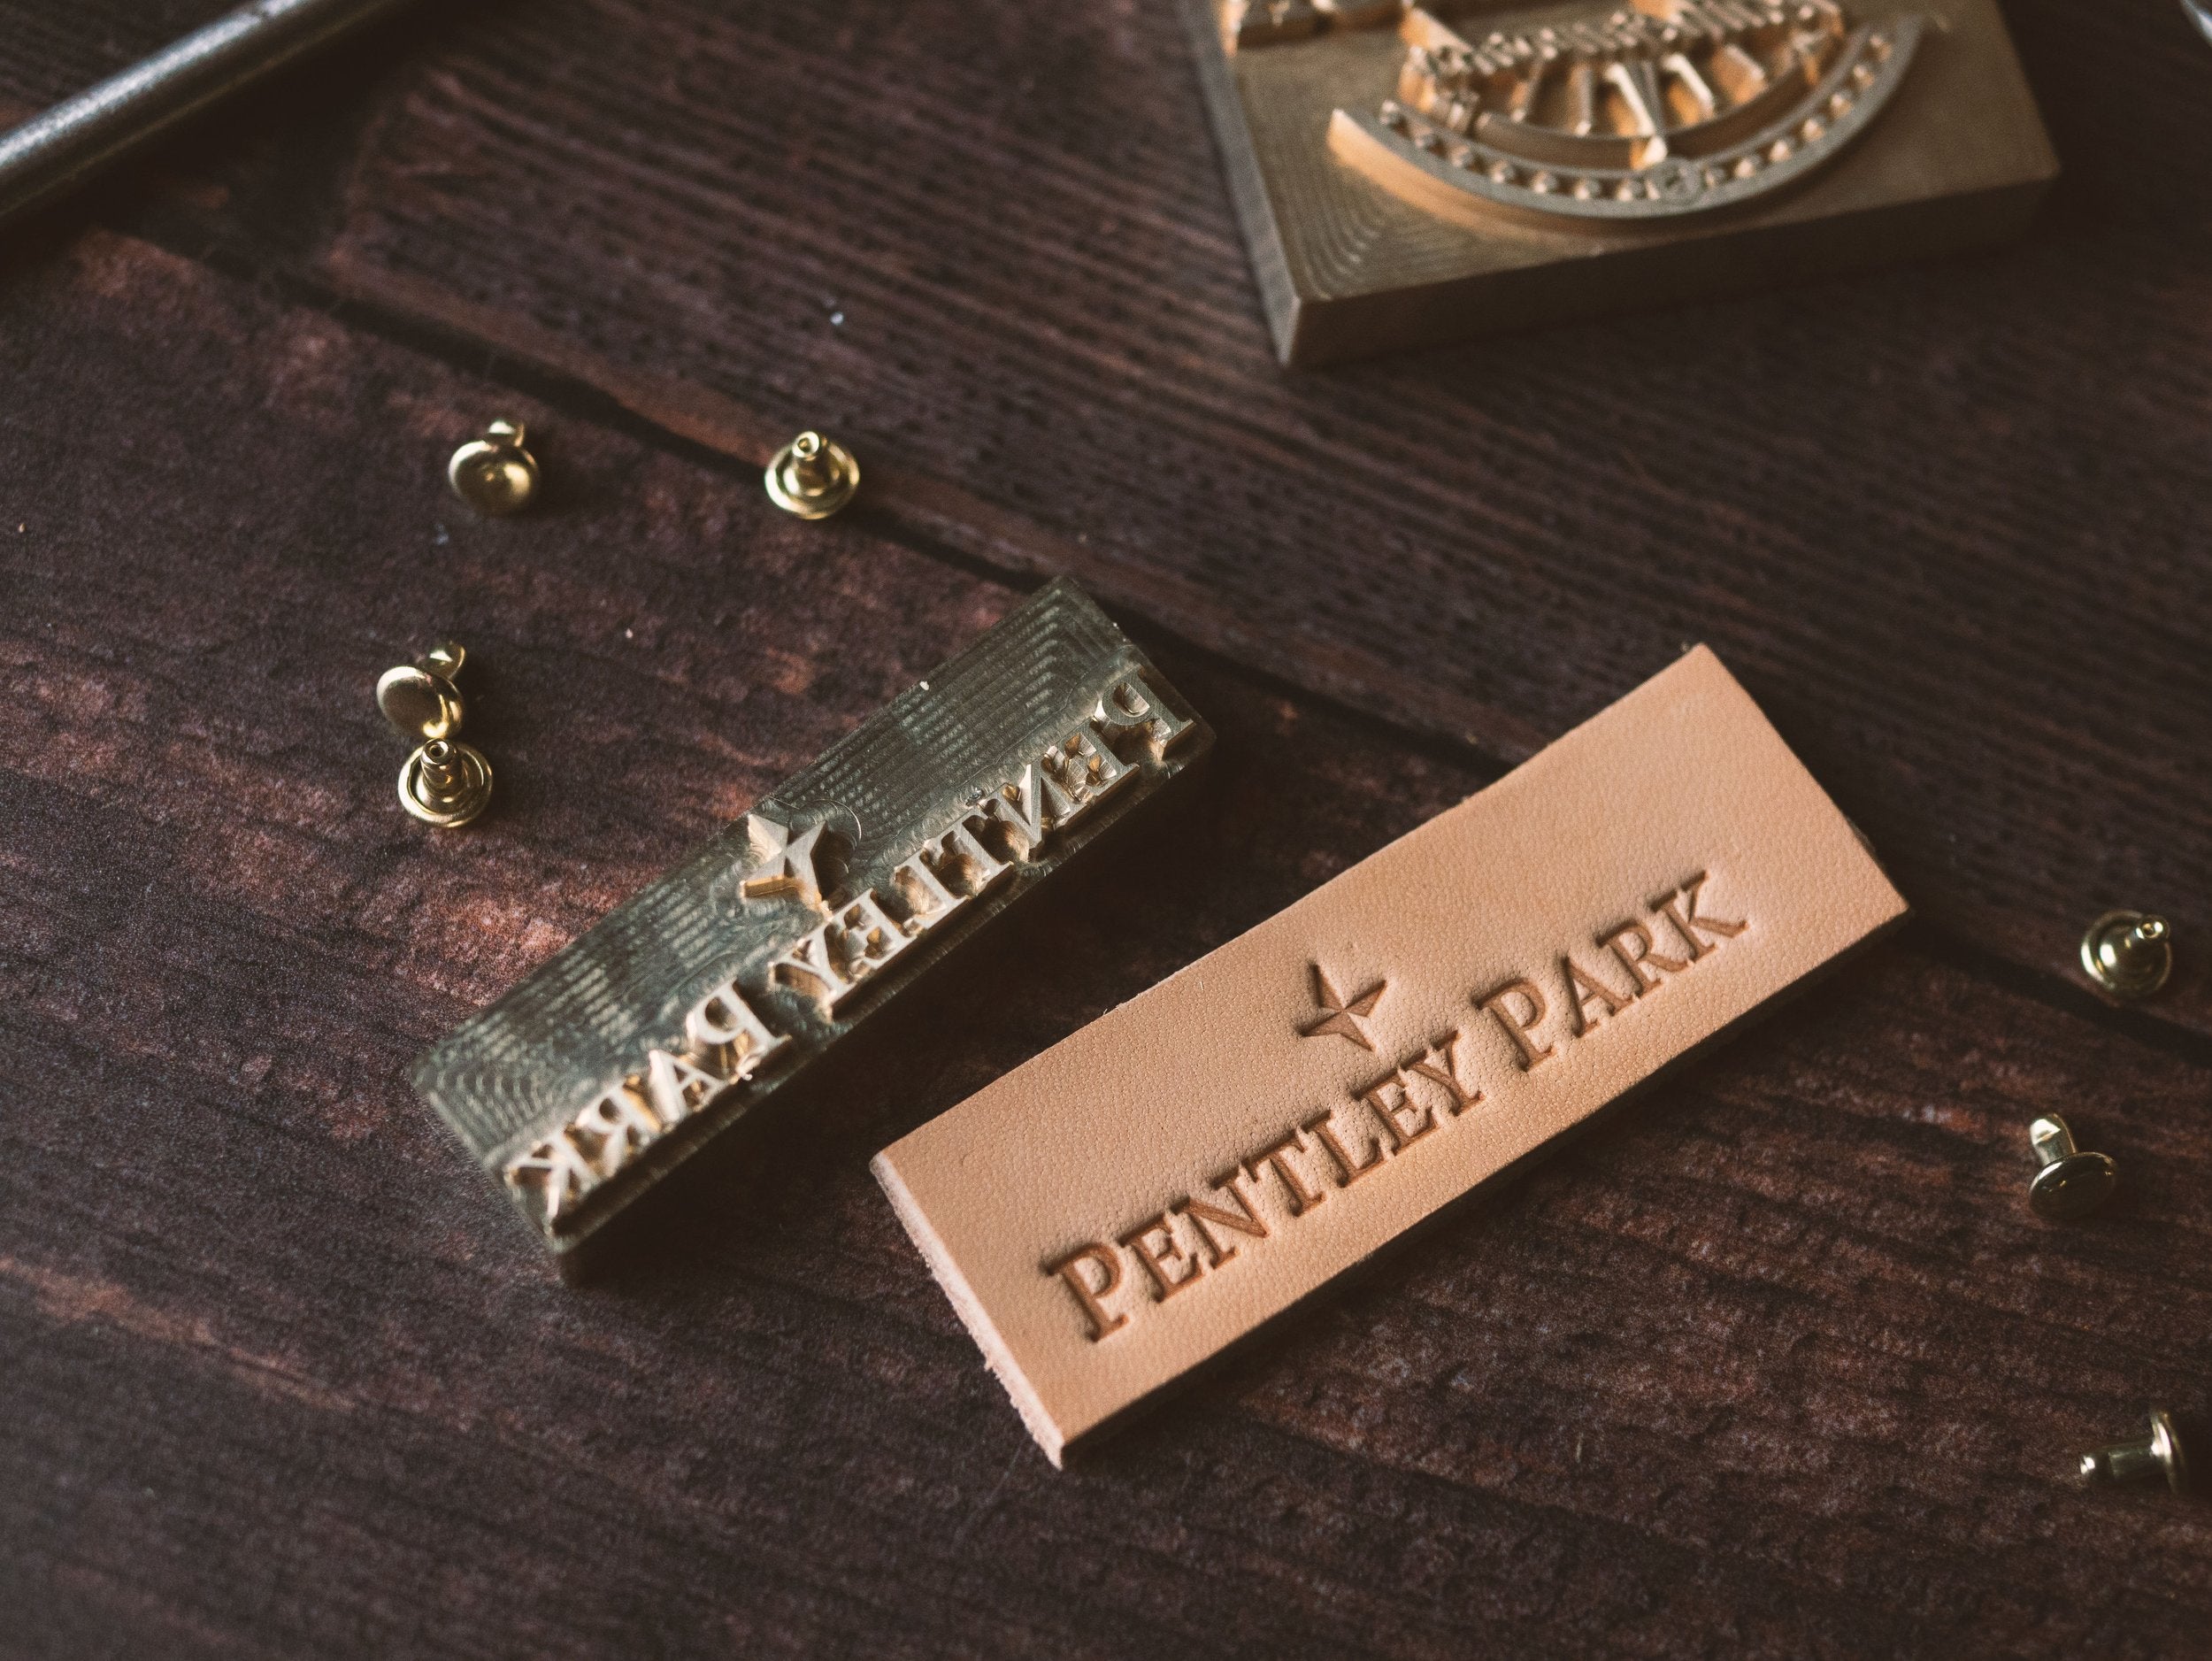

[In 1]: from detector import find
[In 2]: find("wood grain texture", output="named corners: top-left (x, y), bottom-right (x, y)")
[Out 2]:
top-left (0, 3), bottom-right (2208, 1654)
top-left (34, 0), bottom-right (2208, 1040)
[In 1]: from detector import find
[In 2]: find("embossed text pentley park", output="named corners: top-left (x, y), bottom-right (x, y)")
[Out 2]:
top-left (1046, 873), bottom-right (1747, 1340)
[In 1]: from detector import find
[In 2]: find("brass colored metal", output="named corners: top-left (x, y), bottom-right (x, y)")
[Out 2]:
top-left (2079, 1410), bottom-right (2191, 1496)
top-left (1181, 0), bottom-right (2058, 364)
top-left (1343, 5), bottom-right (1926, 228)
top-left (765, 430), bottom-right (860, 520)
top-left (376, 640), bottom-right (466, 742)
top-left (400, 736), bottom-right (495, 827)
top-left (411, 580), bottom-right (1211, 1256)
top-left (2026, 1114), bottom-right (2116, 1222)
top-left (448, 420), bottom-right (539, 516)
top-left (2079, 910), bottom-right (2172, 1001)
top-left (378, 642), bottom-right (493, 827)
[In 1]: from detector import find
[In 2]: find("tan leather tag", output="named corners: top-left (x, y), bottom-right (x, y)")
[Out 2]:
top-left (872, 647), bottom-right (1908, 1465)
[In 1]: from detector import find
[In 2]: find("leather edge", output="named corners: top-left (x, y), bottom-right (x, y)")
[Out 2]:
top-left (872, 1149), bottom-right (1071, 1467)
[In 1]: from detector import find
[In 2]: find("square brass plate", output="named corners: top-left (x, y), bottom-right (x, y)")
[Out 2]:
top-left (1181, 0), bottom-right (2056, 365)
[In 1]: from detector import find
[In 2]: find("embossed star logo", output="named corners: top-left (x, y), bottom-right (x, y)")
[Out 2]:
top-left (1301, 964), bottom-right (1386, 1051)
top-left (741, 812), bottom-right (830, 909)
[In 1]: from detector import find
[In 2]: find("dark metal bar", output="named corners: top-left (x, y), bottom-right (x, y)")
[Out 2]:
top-left (0, 0), bottom-right (431, 233)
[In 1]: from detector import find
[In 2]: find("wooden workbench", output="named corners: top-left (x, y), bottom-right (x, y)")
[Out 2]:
top-left (1, 1), bottom-right (2206, 1653)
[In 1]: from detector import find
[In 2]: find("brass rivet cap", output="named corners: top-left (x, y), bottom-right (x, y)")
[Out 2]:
top-left (376, 640), bottom-right (467, 742)
top-left (2026, 1114), bottom-right (2116, 1221)
top-left (765, 429), bottom-right (860, 519)
top-left (400, 737), bottom-right (494, 827)
top-left (2080, 910), bottom-right (2172, 1001)
top-left (449, 419), bottom-right (539, 516)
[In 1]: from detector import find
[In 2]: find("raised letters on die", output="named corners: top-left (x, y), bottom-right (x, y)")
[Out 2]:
top-left (503, 1129), bottom-right (600, 1221)
top-left (419, 579), bottom-right (1211, 1255)
top-left (1093, 675), bottom-right (1194, 755)
top-left (767, 890), bottom-right (915, 1011)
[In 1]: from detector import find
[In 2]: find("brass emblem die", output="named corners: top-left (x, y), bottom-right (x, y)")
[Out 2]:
top-left (1185, 0), bottom-right (2057, 363)
top-left (1334, 4), bottom-right (1924, 227)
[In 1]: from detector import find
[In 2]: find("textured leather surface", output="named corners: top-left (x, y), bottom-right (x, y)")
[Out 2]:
top-left (873, 647), bottom-right (1909, 1464)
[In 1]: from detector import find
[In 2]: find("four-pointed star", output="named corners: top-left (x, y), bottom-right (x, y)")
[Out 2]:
top-left (1300, 965), bottom-right (1387, 1050)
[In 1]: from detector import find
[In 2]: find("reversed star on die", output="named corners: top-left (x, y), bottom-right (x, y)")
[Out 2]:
top-left (1300, 964), bottom-right (1386, 1051)
top-left (741, 811), bottom-right (830, 909)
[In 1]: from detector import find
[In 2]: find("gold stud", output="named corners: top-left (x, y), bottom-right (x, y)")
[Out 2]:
top-left (376, 640), bottom-right (466, 741)
top-left (448, 419), bottom-right (539, 516)
top-left (764, 429), bottom-right (860, 519)
top-left (2026, 1114), bottom-right (2116, 1221)
top-left (2080, 910), bottom-right (2172, 1000)
top-left (377, 642), bottom-right (494, 827)
top-left (2079, 1410), bottom-right (2190, 1496)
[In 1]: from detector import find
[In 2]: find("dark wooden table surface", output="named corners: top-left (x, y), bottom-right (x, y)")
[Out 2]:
top-left (3, 2), bottom-right (2208, 1656)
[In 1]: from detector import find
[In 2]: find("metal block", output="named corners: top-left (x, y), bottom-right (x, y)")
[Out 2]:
top-left (414, 579), bottom-right (1212, 1256)
top-left (1184, 0), bottom-right (2057, 364)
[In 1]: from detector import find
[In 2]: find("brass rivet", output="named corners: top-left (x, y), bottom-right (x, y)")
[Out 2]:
top-left (2079, 1409), bottom-right (2190, 1496)
top-left (2026, 1114), bottom-right (2116, 1222)
top-left (2080, 910), bottom-right (2172, 1000)
top-left (448, 419), bottom-right (539, 516)
top-left (376, 639), bottom-right (465, 742)
top-left (764, 429), bottom-right (860, 519)
top-left (378, 642), bottom-right (493, 827)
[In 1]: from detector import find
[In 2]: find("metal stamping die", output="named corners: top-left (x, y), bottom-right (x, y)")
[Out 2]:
top-left (412, 580), bottom-right (1211, 1257)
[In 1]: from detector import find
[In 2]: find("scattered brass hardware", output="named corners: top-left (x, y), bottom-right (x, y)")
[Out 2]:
top-left (2080, 910), bottom-right (2172, 1000)
top-left (2079, 1410), bottom-right (2190, 1496)
top-left (764, 430), bottom-right (860, 520)
top-left (447, 419), bottom-right (539, 516)
top-left (377, 642), bottom-right (494, 827)
top-left (2026, 1114), bottom-right (2116, 1222)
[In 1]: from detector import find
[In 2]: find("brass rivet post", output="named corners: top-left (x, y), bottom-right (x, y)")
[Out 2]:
top-left (449, 419), bottom-right (539, 516)
top-left (765, 429), bottom-right (860, 519)
top-left (2078, 1410), bottom-right (2190, 1496)
top-left (2080, 911), bottom-right (2172, 1001)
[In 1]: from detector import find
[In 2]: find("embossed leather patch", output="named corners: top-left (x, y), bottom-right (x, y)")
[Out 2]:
top-left (872, 647), bottom-right (1908, 1464)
